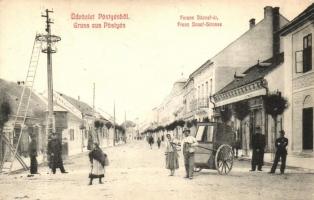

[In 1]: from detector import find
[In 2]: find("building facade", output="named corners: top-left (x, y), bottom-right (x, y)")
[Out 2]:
top-left (280, 3), bottom-right (314, 154)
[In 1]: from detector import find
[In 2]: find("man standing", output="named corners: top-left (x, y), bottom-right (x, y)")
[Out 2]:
top-left (28, 135), bottom-right (38, 174)
top-left (250, 127), bottom-right (266, 171)
top-left (148, 134), bottom-right (154, 149)
top-left (47, 133), bottom-right (68, 174)
top-left (269, 130), bottom-right (288, 174)
top-left (182, 128), bottom-right (198, 179)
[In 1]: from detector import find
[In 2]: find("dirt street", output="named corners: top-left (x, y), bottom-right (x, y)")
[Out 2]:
top-left (0, 141), bottom-right (313, 200)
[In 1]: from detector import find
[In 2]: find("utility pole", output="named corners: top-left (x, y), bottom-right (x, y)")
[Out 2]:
top-left (92, 82), bottom-right (98, 143)
top-left (42, 9), bottom-right (55, 137)
top-left (40, 9), bottom-right (61, 161)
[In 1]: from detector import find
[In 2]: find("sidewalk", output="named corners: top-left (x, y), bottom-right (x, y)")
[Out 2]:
top-left (238, 150), bottom-right (314, 172)
top-left (239, 150), bottom-right (314, 173)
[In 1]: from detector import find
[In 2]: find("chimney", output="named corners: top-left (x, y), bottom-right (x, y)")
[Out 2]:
top-left (78, 96), bottom-right (80, 101)
top-left (249, 18), bottom-right (255, 29)
top-left (264, 6), bottom-right (273, 19)
top-left (272, 7), bottom-right (280, 59)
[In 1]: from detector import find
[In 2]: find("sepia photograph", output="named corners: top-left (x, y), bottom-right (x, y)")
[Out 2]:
top-left (0, 0), bottom-right (313, 199)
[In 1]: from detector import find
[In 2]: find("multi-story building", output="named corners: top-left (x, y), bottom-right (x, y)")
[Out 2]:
top-left (280, 3), bottom-right (314, 154)
top-left (180, 6), bottom-right (289, 126)
top-left (183, 60), bottom-right (213, 122)
top-left (213, 53), bottom-right (285, 153)
top-left (156, 78), bottom-right (186, 126)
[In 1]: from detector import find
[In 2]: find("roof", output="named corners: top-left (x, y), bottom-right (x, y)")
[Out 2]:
top-left (0, 79), bottom-right (47, 117)
top-left (57, 92), bottom-right (95, 116)
top-left (215, 53), bottom-right (284, 95)
top-left (279, 3), bottom-right (314, 36)
top-left (189, 59), bottom-right (212, 79)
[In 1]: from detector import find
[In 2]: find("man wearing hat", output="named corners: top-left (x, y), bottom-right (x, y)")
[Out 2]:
top-left (181, 128), bottom-right (198, 179)
top-left (269, 130), bottom-right (288, 174)
top-left (250, 127), bottom-right (266, 171)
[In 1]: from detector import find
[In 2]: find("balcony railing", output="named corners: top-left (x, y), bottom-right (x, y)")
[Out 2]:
top-left (188, 98), bottom-right (209, 112)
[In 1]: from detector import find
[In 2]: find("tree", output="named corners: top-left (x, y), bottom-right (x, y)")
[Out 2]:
top-left (263, 92), bottom-right (288, 155)
top-left (94, 120), bottom-right (104, 143)
top-left (105, 122), bottom-right (112, 130)
top-left (220, 106), bottom-right (232, 122)
top-left (186, 121), bottom-right (192, 128)
top-left (0, 92), bottom-right (11, 131)
top-left (233, 100), bottom-right (250, 155)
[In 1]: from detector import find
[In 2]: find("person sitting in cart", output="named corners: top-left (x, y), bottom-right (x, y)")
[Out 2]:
top-left (182, 128), bottom-right (198, 179)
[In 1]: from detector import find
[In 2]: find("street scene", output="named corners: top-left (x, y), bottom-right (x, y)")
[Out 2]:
top-left (1, 0), bottom-right (314, 200)
top-left (1, 141), bottom-right (314, 200)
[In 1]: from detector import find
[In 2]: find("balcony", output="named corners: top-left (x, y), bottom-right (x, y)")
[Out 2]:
top-left (189, 98), bottom-right (209, 111)
top-left (198, 98), bottom-right (209, 108)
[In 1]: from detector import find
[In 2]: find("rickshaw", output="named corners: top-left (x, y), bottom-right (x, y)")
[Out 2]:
top-left (193, 122), bottom-right (235, 175)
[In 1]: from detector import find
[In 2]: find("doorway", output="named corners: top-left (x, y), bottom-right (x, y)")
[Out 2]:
top-left (303, 107), bottom-right (313, 150)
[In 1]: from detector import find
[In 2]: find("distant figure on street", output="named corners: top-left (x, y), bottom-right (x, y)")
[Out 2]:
top-left (28, 135), bottom-right (38, 175)
top-left (148, 135), bottom-right (154, 149)
top-left (47, 133), bottom-right (68, 174)
top-left (250, 127), bottom-right (266, 171)
top-left (157, 137), bottom-right (161, 149)
top-left (269, 130), bottom-right (288, 174)
top-left (182, 128), bottom-right (198, 179)
top-left (165, 134), bottom-right (179, 176)
top-left (232, 130), bottom-right (241, 158)
top-left (88, 143), bottom-right (108, 185)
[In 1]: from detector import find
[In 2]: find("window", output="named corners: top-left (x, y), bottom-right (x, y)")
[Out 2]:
top-left (210, 79), bottom-right (213, 95)
top-left (69, 129), bottom-right (75, 141)
top-left (295, 50), bottom-right (303, 73)
top-left (198, 86), bottom-right (200, 99)
top-left (196, 125), bottom-right (214, 142)
top-left (202, 84), bottom-right (204, 99)
top-left (205, 81), bottom-right (208, 98)
top-left (303, 34), bottom-right (312, 73)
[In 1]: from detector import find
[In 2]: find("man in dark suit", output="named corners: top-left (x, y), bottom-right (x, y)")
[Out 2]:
top-left (28, 135), bottom-right (38, 174)
top-left (48, 133), bottom-right (68, 174)
top-left (269, 130), bottom-right (288, 174)
top-left (250, 127), bottom-right (266, 171)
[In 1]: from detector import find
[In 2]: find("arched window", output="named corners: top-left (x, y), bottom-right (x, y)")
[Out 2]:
top-left (303, 95), bottom-right (313, 108)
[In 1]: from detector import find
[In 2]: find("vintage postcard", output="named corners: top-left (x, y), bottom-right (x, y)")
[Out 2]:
top-left (0, 0), bottom-right (313, 200)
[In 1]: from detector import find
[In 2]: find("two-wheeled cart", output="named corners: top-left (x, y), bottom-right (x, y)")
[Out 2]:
top-left (193, 122), bottom-right (235, 175)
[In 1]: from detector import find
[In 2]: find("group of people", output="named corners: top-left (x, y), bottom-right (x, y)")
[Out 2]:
top-left (162, 126), bottom-right (289, 179)
top-left (28, 132), bottom-right (68, 176)
top-left (164, 128), bottom-right (198, 179)
top-left (28, 132), bottom-right (109, 185)
top-left (28, 126), bottom-right (288, 183)
top-left (250, 127), bottom-right (288, 174)
top-left (147, 135), bottom-right (162, 149)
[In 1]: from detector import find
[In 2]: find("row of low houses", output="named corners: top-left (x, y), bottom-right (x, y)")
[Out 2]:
top-left (0, 79), bottom-right (127, 169)
top-left (144, 4), bottom-right (314, 156)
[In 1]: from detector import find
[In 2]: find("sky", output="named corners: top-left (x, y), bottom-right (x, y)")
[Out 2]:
top-left (0, 0), bottom-right (312, 123)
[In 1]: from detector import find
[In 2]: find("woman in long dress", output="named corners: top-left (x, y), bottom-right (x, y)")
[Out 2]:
top-left (165, 134), bottom-right (179, 176)
top-left (88, 143), bottom-right (107, 185)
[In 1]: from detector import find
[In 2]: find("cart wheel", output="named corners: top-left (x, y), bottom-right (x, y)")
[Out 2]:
top-left (215, 144), bottom-right (234, 175)
top-left (194, 167), bottom-right (202, 172)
